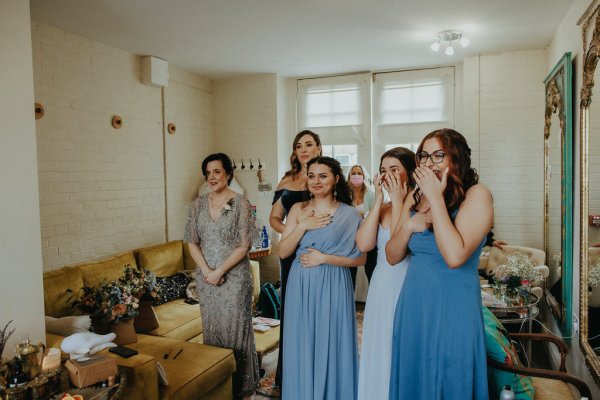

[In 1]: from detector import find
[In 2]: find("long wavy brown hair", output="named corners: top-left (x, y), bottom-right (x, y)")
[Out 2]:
top-left (412, 128), bottom-right (478, 211)
top-left (283, 130), bottom-right (322, 179)
top-left (380, 147), bottom-right (417, 189)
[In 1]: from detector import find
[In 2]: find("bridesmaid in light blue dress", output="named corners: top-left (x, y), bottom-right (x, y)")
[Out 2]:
top-left (386, 129), bottom-right (493, 400)
top-left (356, 147), bottom-right (419, 400)
top-left (279, 156), bottom-right (365, 400)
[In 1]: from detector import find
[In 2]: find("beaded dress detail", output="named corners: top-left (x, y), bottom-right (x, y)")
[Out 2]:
top-left (184, 193), bottom-right (259, 398)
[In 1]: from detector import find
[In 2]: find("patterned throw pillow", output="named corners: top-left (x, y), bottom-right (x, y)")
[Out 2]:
top-left (153, 273), bottom-right (191, 305)
top-left (482, 306), bottom-right (535, 399)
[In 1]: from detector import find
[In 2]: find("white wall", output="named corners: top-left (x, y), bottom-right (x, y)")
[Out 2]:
top-left (32, 22), bottom-right (166, 268)
top-left (31, 22), bottom-right (213, 270)
top-left (463, 50), bottom-right (547, 248)
top-left (213, 74), bottom-right (281, 283)
top-left (0, 0), bottom-right (45, 355)
top-left (164, 68), bottom-right (213, 240)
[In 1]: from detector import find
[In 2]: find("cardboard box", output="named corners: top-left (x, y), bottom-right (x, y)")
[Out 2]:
top-left (65, 357), bottom-right (118, 388)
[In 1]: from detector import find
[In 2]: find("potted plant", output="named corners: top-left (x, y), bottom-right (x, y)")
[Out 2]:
top-left (0, 320), bottom-right (15, 387)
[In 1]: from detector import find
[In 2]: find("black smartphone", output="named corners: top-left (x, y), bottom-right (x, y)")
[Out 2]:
top-left (109, 345), bottom-right (138, 358)
top-left (184, 298), bottom-right (199, 305)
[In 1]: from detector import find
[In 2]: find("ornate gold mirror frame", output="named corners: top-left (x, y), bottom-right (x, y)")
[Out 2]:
top-left (580, 3), bottom-right (600, 383)
top-left (544, 51), bottom-right (573, 338)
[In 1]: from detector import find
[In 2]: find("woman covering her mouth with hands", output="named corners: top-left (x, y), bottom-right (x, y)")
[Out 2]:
top-left (356, 147), bottom-right (420, 400)
top-left (279, 156), bottom-right (365, 400)
top-left (386, 129), bottom-right (493, 399)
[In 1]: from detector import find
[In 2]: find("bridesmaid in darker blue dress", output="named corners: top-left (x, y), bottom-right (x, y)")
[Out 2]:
top-left (386, 129), bottom-right (492, 400)
top-left (279, 156), bottom-right (365, 400)
top-left (269, 130), bottom-right (321, 390)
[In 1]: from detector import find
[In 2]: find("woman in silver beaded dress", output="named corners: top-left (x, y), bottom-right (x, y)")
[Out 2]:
top-left (184, 153), bottom-right (259, 400)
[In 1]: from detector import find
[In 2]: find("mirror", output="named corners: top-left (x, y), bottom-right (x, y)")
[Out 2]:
top-left (587, 50), bottom-right (600, 351)
top-left (581, 9), bottom-right (600, 378)
top-left (579, 8), bottom-right (600, 381)
top-left (544, 52), bottom-right (573, 338)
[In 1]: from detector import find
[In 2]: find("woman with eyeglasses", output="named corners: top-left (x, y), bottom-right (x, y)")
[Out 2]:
top-left (386, 129), bottom-right (492, 399)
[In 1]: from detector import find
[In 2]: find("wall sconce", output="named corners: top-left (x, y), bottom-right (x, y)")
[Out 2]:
top-left (430, 30), bottom-right (469, 56)
top-left (111, 115), bottom-right (123, 129)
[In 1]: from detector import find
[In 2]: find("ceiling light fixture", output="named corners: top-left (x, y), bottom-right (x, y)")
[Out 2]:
top-left (430, 30), bottom-right (468, 55)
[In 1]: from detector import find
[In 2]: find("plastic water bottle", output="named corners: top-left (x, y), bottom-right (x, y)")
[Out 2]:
top-left (261, 226), bottom-right (270, 248)
top-left (499, 385), bottom-right (515, 400)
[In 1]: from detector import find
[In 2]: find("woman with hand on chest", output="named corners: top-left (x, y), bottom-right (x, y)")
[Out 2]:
top-left (279, 156), bottom-right (365, 399)
top-left (184, 153), bottom-right (259, 400)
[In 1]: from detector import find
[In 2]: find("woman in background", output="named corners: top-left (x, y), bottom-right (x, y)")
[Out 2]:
top-left (386, 129), bottom-right (492, 399)
top-left (348, 165), bottom-right (378, 287)
top-left (184, 153), bottom-right (258, 400)
top-left (279, 156), bottom-right (365, 399)
top-left (269, 130), bottom-right (321, 391)
top-left (356, 147), bottom-right (421, 400)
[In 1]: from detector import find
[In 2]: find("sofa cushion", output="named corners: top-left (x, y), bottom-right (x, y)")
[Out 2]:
top-left (483, 306), bottom-right (534, 399)
top-left (43, 267), bottom-right (84, 318)
top-left (147, 299), bottom-right (202, 340)
top-left (531, 377), bottom-right (575, 399)
top-left (250, 260), bottom-right (261, 308)
top-left (79, 252), bottom-right (137, 288)
top-left (45, 315), bottom-right (91, 336)
top-left (182, 242), bottom-right (196, 270)
top-left (137, 241), bottom-right (184, 277)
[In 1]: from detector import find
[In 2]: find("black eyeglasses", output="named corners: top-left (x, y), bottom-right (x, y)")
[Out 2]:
top-left (416, 151), bottom-right (446, 164)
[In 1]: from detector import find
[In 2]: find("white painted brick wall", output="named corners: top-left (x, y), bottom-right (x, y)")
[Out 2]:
top-left (164, 67), bottom-right (213, 241)
top-left (32, 23), bottom-right (212, 270)
top-left (463, 49), bottom-right (547, 249)
top-left (213, 74), bottom-right (280, 283)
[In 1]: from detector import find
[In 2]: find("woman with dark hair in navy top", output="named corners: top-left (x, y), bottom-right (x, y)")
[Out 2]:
top-left (268, 130), bottom-right (321, 392)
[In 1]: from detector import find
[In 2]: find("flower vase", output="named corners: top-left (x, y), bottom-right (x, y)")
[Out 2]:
top-left (134, 301), bottom-right (160, 332)
top-left (112, 319), bottom-right (138, 345)
top-left (498, 283), bottom-right (509, 304)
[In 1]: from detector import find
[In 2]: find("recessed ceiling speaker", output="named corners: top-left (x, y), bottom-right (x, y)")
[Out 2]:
top-left (141, 56), bottom-right (169, 87)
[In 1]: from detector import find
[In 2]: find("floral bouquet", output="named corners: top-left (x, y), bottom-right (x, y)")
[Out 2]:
top-left (75, 265), bottom-right (160, 328)
top-left (76, 281), bottom-right (140, 327)
top-left (492, 252), bottom-right (543, 289)
top-left (589, 260), bottom-right (600, 289)
top-left (121, 265), bottom-right (160, 301)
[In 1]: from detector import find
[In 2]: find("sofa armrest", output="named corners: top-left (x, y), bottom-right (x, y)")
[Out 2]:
top-left (535, 265), bottom-right (549, 279)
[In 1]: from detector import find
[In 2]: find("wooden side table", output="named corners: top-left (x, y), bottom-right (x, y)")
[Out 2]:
top-left (249, 247), bottom-right (271, 260)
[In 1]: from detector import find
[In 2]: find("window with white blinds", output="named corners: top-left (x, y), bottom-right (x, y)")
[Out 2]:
top-left (296, 68), bottom-right (454, 175)
top-left (373, 68), bottom-right (454, 149)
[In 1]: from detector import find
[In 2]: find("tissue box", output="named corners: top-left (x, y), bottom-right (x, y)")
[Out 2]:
top-left (65, 357), bottom-right (118, 388)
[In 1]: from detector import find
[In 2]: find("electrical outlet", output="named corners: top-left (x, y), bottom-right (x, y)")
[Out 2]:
top-left (573, 315), bottom-right (579, 334)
